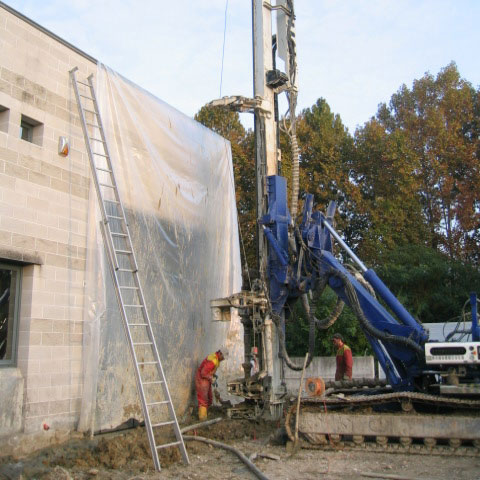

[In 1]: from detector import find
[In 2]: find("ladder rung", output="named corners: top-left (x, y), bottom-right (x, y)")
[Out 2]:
top-left (118, 268), bottom-right (136, 273)
top-left (156, 441), bottom-right (181, 450)
top-left (83, 108), bottom-right (97, 115)
top-left (133, 342), bottom-right (152, 346)
top-left (86, 122), bottom-right (100, 128)
top-left (107, 215), bottom-right (123, 220)
top-left (96, 167), bottom-right (112, 173)
top-left (139, 362), bottom-right (158, 366)
top-left (143, 380), bottom-right (164, 385)
top-left (93, 152), bottom-right (108, 157)
top-left (125, 304), bottom-right (144, 308)
top-left (91, 137), bottom-right (106, 143)
top-left (128, 323), bottom-right (148, 326)
top-left (120, 286), bottom-right (139, 290)
top-left (111, 232), bottom-right (127, 237)
top-left (99, 182), bottom-right (115, 188)
top-left (152, 420), bottom-right (175, 428)
top-left (76, 80), bottom-right (90, 87)
top-left (115, 249), bottom-right (132, 254)
top-left (79, 94), bottom-right (93, 100)
top-left (147, 400), bottom-right (169, 406)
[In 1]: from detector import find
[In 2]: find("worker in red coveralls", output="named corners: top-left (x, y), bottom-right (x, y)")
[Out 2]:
top-left (332, 333), bottom-right (353, 380)
top-left (195, 350), bottom-right (226, 420)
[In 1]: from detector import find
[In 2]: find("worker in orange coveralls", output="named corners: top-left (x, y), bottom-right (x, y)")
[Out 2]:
top-left (332, 333), bottom-right (353, 380)
top-left (195, 350), bottom-right (226, 420)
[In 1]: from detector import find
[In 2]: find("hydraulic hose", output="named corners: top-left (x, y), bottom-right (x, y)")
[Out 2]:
top-left (272, 310), bottom-right (315, 371)
top-left (289, 130), bottom-right (300, 219)
top-left (302, 291), bottom-right (344, 330)
top-left (329, 269), bottom-right (425, 358)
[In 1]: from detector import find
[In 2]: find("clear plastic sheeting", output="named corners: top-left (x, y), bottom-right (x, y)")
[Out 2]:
top-left (78, 63), bottom-right (243, 432)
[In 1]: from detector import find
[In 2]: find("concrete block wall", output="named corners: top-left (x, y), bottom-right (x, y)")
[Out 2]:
top-left (0, 5), bottom-right (96, 437)
top-left (284, 356), bottom-right (376, 395)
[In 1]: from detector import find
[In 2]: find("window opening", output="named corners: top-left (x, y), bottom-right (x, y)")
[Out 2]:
top-left (0, 106), bottom-right (9, 134)
top-left (20, 114), bottom-right (43, 146)
top-left (0, 264), bottom-right (22, 367)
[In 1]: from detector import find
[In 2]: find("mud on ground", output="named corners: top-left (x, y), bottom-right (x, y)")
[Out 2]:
top-left (1, 407), bottom-right (479, 480)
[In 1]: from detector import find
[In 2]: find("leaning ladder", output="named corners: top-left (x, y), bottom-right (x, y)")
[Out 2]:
top-left (69, 68), bottom-right (189, 471)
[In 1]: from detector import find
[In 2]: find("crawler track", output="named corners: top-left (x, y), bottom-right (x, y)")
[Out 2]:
top-left (286, 392), bottom-right (480, 456)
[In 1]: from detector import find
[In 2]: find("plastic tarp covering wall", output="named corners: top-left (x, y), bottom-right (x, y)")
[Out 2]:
top-left (78, 64), bottom-right (243, 432)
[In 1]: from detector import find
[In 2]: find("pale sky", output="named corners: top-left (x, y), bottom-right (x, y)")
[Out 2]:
top-left (4, 1), bottom-right (480, 133)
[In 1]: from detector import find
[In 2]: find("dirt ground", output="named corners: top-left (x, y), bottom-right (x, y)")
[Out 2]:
top-left (1, 408), bottom-right (479, 480)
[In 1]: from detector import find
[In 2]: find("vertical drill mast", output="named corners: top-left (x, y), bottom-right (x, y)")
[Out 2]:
top-left (252, 0), bottom-right (279, 274)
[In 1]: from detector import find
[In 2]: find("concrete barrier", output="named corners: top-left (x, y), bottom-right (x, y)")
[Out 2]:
top-left (284, 356), bottom-right (376, 395)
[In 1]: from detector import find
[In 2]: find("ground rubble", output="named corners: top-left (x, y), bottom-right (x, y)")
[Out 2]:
top-left (1, 407), bottom-right (479, 480)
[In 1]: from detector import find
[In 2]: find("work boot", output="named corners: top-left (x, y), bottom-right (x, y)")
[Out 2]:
top-left (198, 405), bottom-right (207, 421)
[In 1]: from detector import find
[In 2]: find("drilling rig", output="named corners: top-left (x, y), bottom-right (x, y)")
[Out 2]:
top-left (210, 0), bottom-right (480, 452)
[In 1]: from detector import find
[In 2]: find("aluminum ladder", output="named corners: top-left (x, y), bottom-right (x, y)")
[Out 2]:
top-left (69, 67), bottom-right (189, 471)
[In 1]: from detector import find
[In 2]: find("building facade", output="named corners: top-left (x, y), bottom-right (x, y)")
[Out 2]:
top-left (0, 3), bottom-right (243, 456)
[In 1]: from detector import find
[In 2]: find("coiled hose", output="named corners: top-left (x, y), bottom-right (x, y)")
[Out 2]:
top-left (272, 309), bottom-right (315, 371)
top-left (329, 269), bottom-right (425, 358)
top-left (289, 130), bottom-right (300, 219)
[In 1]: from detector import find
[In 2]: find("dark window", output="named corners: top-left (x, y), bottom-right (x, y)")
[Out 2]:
top-left (20, 114), bottom-right (43, 146)
top-left (0, 105), bottom-right (9, 134)
top-left (0, 264), bottom-right (21, 366)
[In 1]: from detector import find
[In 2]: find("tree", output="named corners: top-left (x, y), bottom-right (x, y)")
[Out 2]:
top-left (376, 244), bottom-right (480, 324)
top-left (371, 63), bottom-right (480, 264)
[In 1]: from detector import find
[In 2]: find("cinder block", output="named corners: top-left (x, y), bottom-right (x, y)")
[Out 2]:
top-left (40, 161), bottom-right (62, 180)
top-left (50, 373), bottom-right (70, 386)
top-left (25, 388), bottom-right (39, 404)
top-left (35, 237), bottom-right (58, 254)
top-left (39, 359), bottom-right (62, 375)
top-left (18, 153), bottom-right (41, 172)
top-left (0, 216), bottom-right (25, 234)
top-left (37, 386), bottom-right (62, 402)
top-left (0, 230), bottom-right (12, 245)
top-left (47, 227), bottom-right (69, 244)
top-left (26, 373), bottom-right (50, 388)
top-left (25, 401), bottom-right (49, 417)
top-left (28, 170), bottom-right (50, 188)
top-left (13, 205), bottom-right (37, 223)
top-left (48, 399), bottom-right (70, 415)
top-left (41, 332), bottom-right (64, 346)
top-left (25, 221), bottom-right (49, 239)
top-left (0, 173), bottom-right (16, 189)
top-left (3, 188), bottom-right (27, 207)
top-left (52, 320), bottom-right (69, 333)
top-left (42, 305), bottom-right (65, 320)
top-left (45, 253), bottom-right (68, 269)
top-left (12, 233), bottom-right (35, 250)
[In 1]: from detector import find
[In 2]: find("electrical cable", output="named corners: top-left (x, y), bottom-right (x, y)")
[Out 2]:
top-left (219, 0), bottom-right (229, 97)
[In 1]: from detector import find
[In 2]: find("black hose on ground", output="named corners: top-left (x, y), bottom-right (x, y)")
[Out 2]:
top-left (183, 435), bottom-right (271, 480)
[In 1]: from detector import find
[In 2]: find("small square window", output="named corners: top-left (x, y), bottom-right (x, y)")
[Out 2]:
top-left (0, 106), bottom-right (9, 134)
top-left (0, 264), bottom-right (22, 367)
top-left (20, 114), bottom-right (43, 146)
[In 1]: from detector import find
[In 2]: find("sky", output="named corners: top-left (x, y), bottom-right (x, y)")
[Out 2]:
top-left (3, 0), bottom-right (480, 133)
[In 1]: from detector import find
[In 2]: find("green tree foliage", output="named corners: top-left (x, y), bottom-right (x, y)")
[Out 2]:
top-left (285, 288), bottom-right (371, 356)
top-left (376, 244), bottom-right (480, 324)
top-left (295, 99), bottom-right (354, 224)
